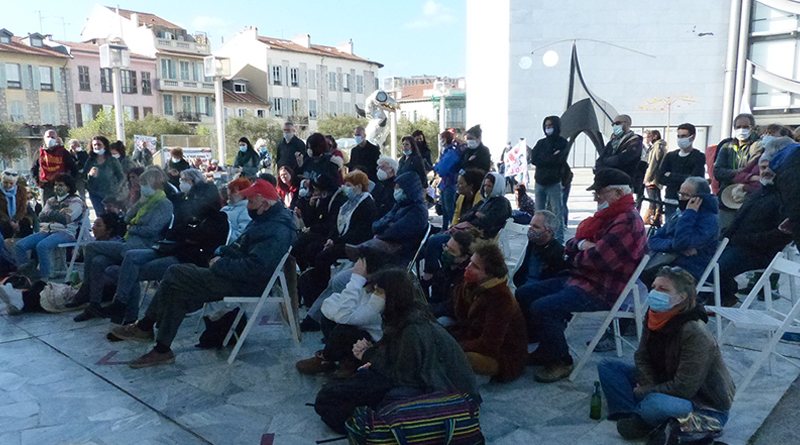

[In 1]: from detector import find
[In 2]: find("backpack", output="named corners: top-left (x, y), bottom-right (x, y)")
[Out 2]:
top-left (646, 413), bottom-right (725, 445)
top-left (345, 392), bottom-right (484, 445)
top-left (195, 307), bottom-right (248, 349)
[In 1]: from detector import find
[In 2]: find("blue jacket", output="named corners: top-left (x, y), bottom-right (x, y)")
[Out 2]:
top-left (434, 143), bottom-right (463, 190)
top-left (213, 203), bottom-right (297, 293)
top-left (373, 172), bottom-right (429, 263)
top-left (648, 193), bottom-right (719, 279)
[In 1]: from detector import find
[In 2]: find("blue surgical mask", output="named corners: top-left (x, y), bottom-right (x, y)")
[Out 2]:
top-left (354, 135), bottom-right (364, 145)
top-left (393, 188), bottom-right (405, 202)
top-left (343, 185), bottom-right (357, 199)
top-left (403, 149), bottom-right (412, 156)
top-left (239, 145), bottom-right (247, 152)
top-left (597, 201), bottom-right (610, 212)
top-left (613, 125), bottom-right (624, 137)
top-left (647, 289), bottom-right (676, 312)
top-left (761, 135), bottom-right (775, 148)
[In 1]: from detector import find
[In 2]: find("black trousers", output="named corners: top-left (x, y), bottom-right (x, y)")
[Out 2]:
top-left (321, 316), bottom-right (372, 362)
top-left (315, 369), bottom-right (395, 434)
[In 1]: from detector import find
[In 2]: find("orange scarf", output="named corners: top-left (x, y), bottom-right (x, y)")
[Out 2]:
top-left (647, 307), bottom-right (683, 331)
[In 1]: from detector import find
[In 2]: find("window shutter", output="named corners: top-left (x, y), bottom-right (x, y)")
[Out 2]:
top-left (0, 63), bottom-right (5, 86)
top-left (32, 65), bottom-right (41, 90)
top-left (75, 104), bottom-right (83, 127)
top-left (53, 67), bottom-right (62, 92)
top-left (21, 65), bottom-right (31, 89)
top-left (268, 64), bottom-right (272, 85)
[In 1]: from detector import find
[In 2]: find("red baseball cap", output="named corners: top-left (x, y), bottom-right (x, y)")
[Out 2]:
top-left (238, 179), bottom-right (280, 201)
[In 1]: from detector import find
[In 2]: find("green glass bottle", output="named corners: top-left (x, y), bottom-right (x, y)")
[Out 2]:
top-left (590, 381), bottom-right (602, 420)
top-left (70, 271), bottom-right (81, 287)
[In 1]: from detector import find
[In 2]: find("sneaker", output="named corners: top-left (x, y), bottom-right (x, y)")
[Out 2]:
top-left (780, 332), bottom-right (800, 345)
top-left (534, 361), bottom-right (574, 383)
top-left (73, 303), bottom-right (104, 322)
top-left (299, 316), bottom-right (321, 332)
top-left (111, 322), bottom-right (155, 343)
top-left (129, 349), bottom-right (175, 369)
top-left (295, 351), bottom-right (336, 375)
top-left (616, 415), bottom-right (652, 440)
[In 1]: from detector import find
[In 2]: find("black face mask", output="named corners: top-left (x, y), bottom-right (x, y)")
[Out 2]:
top-left (678, 199), bottom-right (689, 212)
top-left (248, 208), bottom-right (261, 219)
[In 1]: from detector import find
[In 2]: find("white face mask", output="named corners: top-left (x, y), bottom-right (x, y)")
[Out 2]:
top-left (95, 149), bottom-right (106, 156)
top-left (597, 201), bottom-right (610, 212)
top-left (45, 137), bottom-right (58, 148)
top-left (403, 149), bottom-right (412, 156)
top-left (179, 181), bottom-right (192, 193)
top-left (735, 128), bottom-right (750, 141)
top-left (545, 128), bottom-right (554, 136)
top-left (172, 157), bottom-right (181, 163)
top-left (677, 137), bottom-right (692, 150)
top-left (307, 148), bottom-right (314, 157)
top-left (112, 153), bottom-right (121, 159)
top-left (467, 140), bottom-right (479, 149)
top-left (354, 135), bottom-right (364, 145)
top-left (377, 169), bottom-right (389, 181)
top-left (298, 188), bottom-right (309, 198)
top-left (283, 132), bottom-right (292, 142)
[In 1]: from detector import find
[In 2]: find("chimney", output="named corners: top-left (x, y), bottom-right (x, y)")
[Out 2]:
top-left (131, 13), bottom-right (139, 27)
top-left (336, 39), bottom-right (353, 55)
top-left (291, 33), bottom-right (311, 48)
top-left (245, 26), bottom-right (258, 40)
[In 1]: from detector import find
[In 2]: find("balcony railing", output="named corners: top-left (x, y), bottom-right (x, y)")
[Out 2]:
top-left (155, 38), bottom-right (209, 55)
top-left (175, 112), bottom-right (204, 123)
top-left (157, 78), bottom-right (216, 91)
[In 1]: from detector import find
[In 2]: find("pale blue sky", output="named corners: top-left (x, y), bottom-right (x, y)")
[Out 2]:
top-left (3, 0), bottom-right (466, 78)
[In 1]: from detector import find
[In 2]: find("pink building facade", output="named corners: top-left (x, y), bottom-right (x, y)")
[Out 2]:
top-left (61, 41), bottom-right (158, 127)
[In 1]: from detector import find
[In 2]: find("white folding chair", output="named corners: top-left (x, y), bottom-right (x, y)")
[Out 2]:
top-left (408, 222), bottom-right (432, 275)
top-left (694, 238), bottom-right (729, 338)
top-left (498, 221), bottom-right (529, 276)
top-left (705, 252), bottom-right (800, 397)
top-left (508, 237), bottom-right (528, 292)
top-left (58, 213), bottom-right (93, 282)
top-left (221, 248), bottom-right (298, 364)
top-left (567, 254), bottom-right (651, 381)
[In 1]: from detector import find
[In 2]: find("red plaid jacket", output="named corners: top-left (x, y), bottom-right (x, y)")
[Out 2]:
top-left (565, 209), bottom-right (648, 305)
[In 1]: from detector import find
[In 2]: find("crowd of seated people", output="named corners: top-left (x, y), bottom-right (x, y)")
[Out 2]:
top-left (13, 120), bottom-right (800, 443)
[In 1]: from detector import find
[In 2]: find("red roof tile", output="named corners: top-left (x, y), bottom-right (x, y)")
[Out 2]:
top-left (256, 36), bottom-right (382, 67)
top-left (399, 84), bottom-right (431, 101)
top-left (223, 89), bottom-right (269, 107)
top-left (0, 36), bottom-right (69, 59)
top-left (105, 6), bottom-right (183, 30)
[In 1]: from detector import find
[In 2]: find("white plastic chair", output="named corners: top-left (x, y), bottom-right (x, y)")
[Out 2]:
top-left (705, 252), bottom-right (800, 397)
top-left (694, 238), bottom-right (729, 338)
top-left (58, 213), bottom-right (93, 282)
top-left (567, 254), bottom-right (651, 381)
top-left (220, 248), bottom-right (298, 364)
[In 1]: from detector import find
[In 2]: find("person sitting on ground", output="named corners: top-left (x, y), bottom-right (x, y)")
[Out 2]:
top-left (92, 211), bottom-right (127, 242)
top-left (276, 165), bottom-right (299, 209)
top-left (372, 156), bottom-right (398, 218)
top-left (296, 255), bottom-right (390, 377)
top-left (643, 177), bottom-right (719, 287)
top-left (512, 210), bottom-right (567, 291)
top-left (70, 168), bottom-right (174, 320)
top-left (300, 171), bottom-right (377, 305)
top-left (516, 168), bottom-right (648, 383)
top-left (105, 182), bottom-right (229, 325)
top-left (397, 136), bottom-right (428, 188)
top-left (428, 230), bottom-right (474, 319)
top-left (313, 268), bottom-right (480, 435)
top-left (110, 179), bottom-right (296, 368)
top-left (221, 177), bottom-right (252, 245)
top-left (512, 183), bottom-right (536, 225)
top-left (447, 240), bottom-right (528, 383)
top-left (14, 174), bottom-right (85, 279)
top-left (717, 152), bottom-right (792, 307)
top-left (0, 170), bottom-right (33, 239)
top-left (598, 267), bottom-right (735, 441)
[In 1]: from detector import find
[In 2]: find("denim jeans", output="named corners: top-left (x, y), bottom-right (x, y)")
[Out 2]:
top-left (597, 359), bottom-right (729, 426)
top-left (562, 182), bottom-right (571, 226)
top-left (422, 233), bottom-right (450, 275)
top-left (516, 276), bottom-right (608, 362)
top-left (88, 192), bottom-right (106, 216)
top-left (717, 244), bottom-right (774, 304)
top-left (535, 182), bottom-right (564, 242)
top-left (440, 186), bottom-right (457, 231)
top-left (15, 231), bottom-right (75, 277)
top-left (115, 248), bottom-right (180, 321)
top-left (83, 241), bottom-right (135, 304)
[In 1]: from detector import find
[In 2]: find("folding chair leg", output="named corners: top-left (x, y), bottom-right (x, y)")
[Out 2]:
top-left (713, 266), bottom-right (722, 339)
top-left (195, 303), bottom-right (209, 333)
top-left (613, 319), bottom-right (623, 357)
top-left (279, 272), bottom-right (299, 342)
top-left (64, 246), bottom-right (80, 284)
top-left (736, 328), bottom-right (786, 398)
top-left (569, 311), bottom-right (617, 381)
top-left (227, 296), bottom-right (270, 364)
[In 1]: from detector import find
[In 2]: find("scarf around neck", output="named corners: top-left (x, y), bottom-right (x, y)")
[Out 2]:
top-left (127, 190), bottom-right (166, 237)
top-left (575, 194), bottom-right (635, 242)
top-left (337, 191), bottom-right (369, 235)
top-left (2, 185), bottom-right (17, 219)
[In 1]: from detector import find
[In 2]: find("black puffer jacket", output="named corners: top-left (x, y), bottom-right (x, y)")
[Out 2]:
top-left (530, 116), bottom-right (570, 186)
top-left (724, 183), bottom-right (792, 257)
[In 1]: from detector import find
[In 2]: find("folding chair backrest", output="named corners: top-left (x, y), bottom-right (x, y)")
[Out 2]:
top-left (696, 238), bottom-right (729, 291)
top-left (508, 238), bottom-right (529, 284)
top-left (75, 213), bottom-right (92, 245)
top-left (408, 222), bottom-right (432, 272)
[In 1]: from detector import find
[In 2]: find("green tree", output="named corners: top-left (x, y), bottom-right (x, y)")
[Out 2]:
top-left (68, 109), bottom-right (116, 145)
top-left (225, 115), bottom-right (283, 166)
top-left (124, 114), bottom-right (195, 154)
top-left (0, 122), bottom-right (27, 161)
top-left (316, 114), bottom-right (368, 139)
top-left (396, 116), bottom-right (441, 160)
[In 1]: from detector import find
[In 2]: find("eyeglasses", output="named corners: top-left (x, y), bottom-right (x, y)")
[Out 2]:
top-left (3, 171), bottom-right (18, 178)
top-left (677, 192), bottom-right (695, 199)
top-left (676, 134), bottom-right (691, 139)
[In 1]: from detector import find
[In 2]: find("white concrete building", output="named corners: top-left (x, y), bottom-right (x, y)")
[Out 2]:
top-left (215, 28), bottom-right (382, 133)
top-left (395, 79), bottom-right (467, 131)
top-left (466, 0), bottom-right (767, 167)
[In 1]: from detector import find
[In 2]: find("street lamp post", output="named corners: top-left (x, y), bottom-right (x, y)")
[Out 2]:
top-left (100, 41), bottom-right (130, 142)
top-left (204, 56), bottom-right (231, 167)
top-left (433, 81), bottom-right (451, 133)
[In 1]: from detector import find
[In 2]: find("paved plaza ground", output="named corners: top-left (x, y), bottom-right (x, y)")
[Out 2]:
top-left (1, 168), bottom-right (799, 445)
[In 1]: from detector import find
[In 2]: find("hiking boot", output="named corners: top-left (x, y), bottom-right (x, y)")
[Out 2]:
top-left (534, 360), bottom-right (574, 383)
top-left (73, 303), bottom-right (104, 322)
top-left (616, 415), bottom-right (652, 440)
top-left (296, 351), bottom-right (336, 375)
top-left (111, 322), bottom-right (155, 343)
top-left (129, 349), bottom-right (175, 369)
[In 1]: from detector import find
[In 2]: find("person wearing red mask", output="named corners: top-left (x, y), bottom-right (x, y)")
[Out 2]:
top-left (447, 240), bottom-right (528, 383)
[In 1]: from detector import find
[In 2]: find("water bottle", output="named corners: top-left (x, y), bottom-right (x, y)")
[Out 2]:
top-left (590, 381), bottom-right (602, 420)
top-left (70, 271), bottom-right (81, 287)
